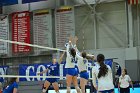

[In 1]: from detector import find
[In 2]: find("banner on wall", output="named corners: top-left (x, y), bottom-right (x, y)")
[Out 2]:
top-left (19, 59), bottom-right (113, 81)
top-left (0, 0), bottom-right (18, 6)
top-left (0, 66), bottom-right (9, 82)
top-left (19, 62), bottom-right (76, 81)
top-left (22, 0), bottom-right (47, 3)
top-left (0, 15), bottom-right (9, 55)
top-left (33, 9), bottom-right (53, 54)
top-left (19, 63), bottom-right (53, 81)
top-left (55, 6), bottom-right (75, 48)
top-left (12, 11), bottom-right (31, 53)
top-left (128, 0), bottom-right (139, 5)
top-left (104, 59), bottom-right (113, 67)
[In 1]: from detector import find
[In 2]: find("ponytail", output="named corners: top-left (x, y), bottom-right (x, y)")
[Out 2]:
top-left (70, 48), bottom-right (76, 58)
top-left (97, 54), bottom-right (108, 78)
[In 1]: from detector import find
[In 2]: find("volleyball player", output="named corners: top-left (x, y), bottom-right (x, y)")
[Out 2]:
top-left (73, 36), bottom-right (94, 93)
top-left (3, 77), bottom-right (19, 93)
top-left (76, 51), bottom-right (89, 93)
top-left (38, 51), bottom-right (65, 93)
top-left (92, 54), bottom-right (114, 93)
top-left (65, 36), bottom-right (81, 93)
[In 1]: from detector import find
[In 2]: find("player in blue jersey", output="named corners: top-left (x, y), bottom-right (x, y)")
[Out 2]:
top-left (38, 52), bottom-right (65, 93)
top-left (3, 77), bottom-right (19, 93)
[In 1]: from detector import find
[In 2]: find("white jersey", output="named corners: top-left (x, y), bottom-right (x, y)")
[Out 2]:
top-left (119, 75), bottom-right (131, 88)
top-left (65, 43), bottom-right (76, 68)
top-left (76, 53), bottom-right (88, 72)
top-left (92, 63), bottom-right (114, 91)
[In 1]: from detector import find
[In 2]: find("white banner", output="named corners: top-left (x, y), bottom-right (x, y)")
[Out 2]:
top-left (55, 6), bottom-right (75, 48)
top-left (33, 9), bottom-right (53, 54)
top-left (0, 15), bottom-right (9, 55)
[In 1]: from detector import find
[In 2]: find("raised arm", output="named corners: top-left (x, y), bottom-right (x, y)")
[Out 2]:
top-left (75, 46), bottom-right (83, 59)
top-left (73, 36), bottom-right (82, 59)
top-left (58, 51), bottom-right (65, 64)
top-left (66, 42), bottom-right (70, 56)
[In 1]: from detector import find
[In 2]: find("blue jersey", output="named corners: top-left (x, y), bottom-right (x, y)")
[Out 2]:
top-left (3, 82), bottom-right (18, 93)
top-left (48, 63), bottom-right (59, 76)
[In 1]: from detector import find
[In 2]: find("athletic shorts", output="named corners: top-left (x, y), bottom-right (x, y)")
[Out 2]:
top-left (46, 78), bottom-right (59, 83)
top-left (66, 68), bottom-right (78, 76)
top-left (80, 71), bottom-right (89, 80)
top-left (99, 89), bottom-right (114, 93)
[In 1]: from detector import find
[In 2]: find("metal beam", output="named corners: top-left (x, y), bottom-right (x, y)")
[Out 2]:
top-left (81, 0), bottom-right (100, 49)
top-left (137, 4), bottom-right (140, 46)
top-left (82, 0), bottom-right (125, 46)
top-left (93, 0), bottom-right (100, 49)
top-left (78, 12), bottom-right (91, 31)
top-left (96, 15), bottom-right (125, 46)
top-left (127, 5), bottom-right (134, 47)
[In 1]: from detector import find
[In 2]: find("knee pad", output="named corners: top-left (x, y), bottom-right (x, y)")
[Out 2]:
top-left (42, 89), bottom-right (47, 93)
top-left (67, 87), bottom-right (71, 92)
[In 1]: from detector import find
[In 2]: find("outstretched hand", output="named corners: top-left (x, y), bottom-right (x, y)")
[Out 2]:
top-left (73, 36), bottom-right (78, 44)
top-left (68, 35), bottom-right (73, 42)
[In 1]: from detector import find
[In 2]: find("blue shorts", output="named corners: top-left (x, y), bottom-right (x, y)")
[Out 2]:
top-left (46, 78), bottom-right (59, 83)
top-left (80, 71), bottom-right (89, 80)
top-left (99, 89), bottom-right (114, 93)
top-left (66, 68), bottom-right (78, 76)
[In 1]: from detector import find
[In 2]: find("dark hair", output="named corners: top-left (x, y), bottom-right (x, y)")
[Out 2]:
top-left (82, 52), bottom-right (87, 58)
top-left (97, 54), bottom-right (108, 78)
top-left (70, 48), bottom-right (76, 58)
top-left (9, 78), bottom-right (17, 85)
top-left (123, 69), bottom-right (128, 75)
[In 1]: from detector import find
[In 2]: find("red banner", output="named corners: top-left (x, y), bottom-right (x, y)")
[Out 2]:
top-left (128, 0), bottom-right (138, 5)
top-left (12, 11), bottom-right (31, 53)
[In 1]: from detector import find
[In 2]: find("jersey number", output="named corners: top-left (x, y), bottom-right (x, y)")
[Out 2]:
top-left (71, 58), bottom-right (76, 63)
top-left (83, 60), bottom-right (87, 64)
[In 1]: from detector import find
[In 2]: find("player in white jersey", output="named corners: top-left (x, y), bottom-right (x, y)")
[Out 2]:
top-left (73, 36), bottom-right (94, 93)
top-left (65, 37), bottom-right (81, 93)
top-left (92, 54), bottom-right (114, 93)
top-left (76, 51), bottom-right (89, 93)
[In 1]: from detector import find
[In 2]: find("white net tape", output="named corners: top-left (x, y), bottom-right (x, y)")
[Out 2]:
top-left (0, 39), bottom-right (65, 52)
